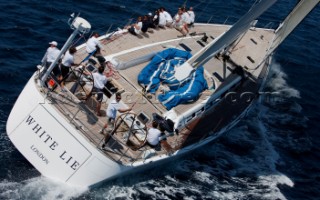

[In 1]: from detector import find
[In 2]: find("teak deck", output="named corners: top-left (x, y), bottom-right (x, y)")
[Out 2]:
top-left (43, 24), bottom-right (275, 165)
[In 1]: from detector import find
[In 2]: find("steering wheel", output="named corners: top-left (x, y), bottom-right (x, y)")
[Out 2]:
top-left (63, 66), bottom-right (94, 100)
top-left (112, 112), bottom-right (148, 150)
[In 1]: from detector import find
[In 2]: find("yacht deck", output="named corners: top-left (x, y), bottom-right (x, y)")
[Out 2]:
top-left (43, 23), bottom-right (275, 164)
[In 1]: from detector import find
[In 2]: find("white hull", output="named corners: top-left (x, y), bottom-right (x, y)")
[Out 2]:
top-left (7, 75), bottom-right (128, 187)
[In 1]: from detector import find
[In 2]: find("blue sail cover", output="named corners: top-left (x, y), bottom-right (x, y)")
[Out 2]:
top-left (138, 48), bottom-right (208, 110)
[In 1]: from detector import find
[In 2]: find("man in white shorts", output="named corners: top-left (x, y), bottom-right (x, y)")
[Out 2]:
top-left (60, 47), bottom-right (77, 91)
top-left (101, 93), bottom-right (135, 149)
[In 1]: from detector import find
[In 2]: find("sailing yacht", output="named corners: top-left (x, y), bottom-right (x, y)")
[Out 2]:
top-left (6, 0), bottom-right (319, 187)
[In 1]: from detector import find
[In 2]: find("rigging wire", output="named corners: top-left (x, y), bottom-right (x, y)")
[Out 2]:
top-left (182, 0), bottom-right (188, 8)
top-left (91, 0), bottom-right (153, 36)
top-left (195, 0), bottom-right (211, 24)
top-left (70, 33), bottom-right (86, 47)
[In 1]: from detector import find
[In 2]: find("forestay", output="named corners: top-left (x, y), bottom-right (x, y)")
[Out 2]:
top-left (268, 0), bottom-right (320, 54)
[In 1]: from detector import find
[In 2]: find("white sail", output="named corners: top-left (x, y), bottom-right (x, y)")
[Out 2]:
top-left (268, 0), bottom-right (320, 53)
top-left (175, 0), bottom-right (277, 81)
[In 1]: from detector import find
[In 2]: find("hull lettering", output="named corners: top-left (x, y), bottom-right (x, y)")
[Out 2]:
top-left (31, 145), bottom-right (49, 165)
top-left (26, 115), bottom-right (81, 171)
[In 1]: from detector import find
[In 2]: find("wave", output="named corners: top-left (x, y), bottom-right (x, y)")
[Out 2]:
top-left (0, 177), bottom-right (87, 200)
top-left (265, 62), bottom-right (300, 99)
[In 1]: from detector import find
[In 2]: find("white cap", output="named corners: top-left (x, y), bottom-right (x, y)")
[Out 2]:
top-left (49, 41), bottom-right (58, 46)
top-left (148, 12), bottom-right (152, 16)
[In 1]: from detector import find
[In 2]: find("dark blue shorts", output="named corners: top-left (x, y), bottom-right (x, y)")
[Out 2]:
top-left (92, 87), bottom-right (103, 102)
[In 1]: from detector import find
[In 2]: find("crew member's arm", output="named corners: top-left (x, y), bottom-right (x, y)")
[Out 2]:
top-left (118, 102), bottom-right (136, 113)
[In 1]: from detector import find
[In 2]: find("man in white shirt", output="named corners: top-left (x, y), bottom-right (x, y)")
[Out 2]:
top-left (127, 16), bottom-right (143, 35)
top-left (91, 66), bottom-right (108, 116)
top-left (158, 9), bottom-right (167, 28)
top-left (181, 7), bottom-right (191, 26)
top-left (161, 7), bottom-right (173, 27)
top-left (60, 47), bottom-right (77, 91)
top-left (42, 41), bottom-right (61, 77)
top-left (147, 120), bottom-right (162, 146)
top-left (105, 93), bottom-right (133, 127)
top-left (101, 92), bottom-right (135, 149)
top-left (173, 8), bottom-right (188, 36)
top-left (86, 32), bottom-right (103, 56)
top-left (146, 121), bottom-right (173, 152)
top-left (187, 7), bottom-right (195, 26)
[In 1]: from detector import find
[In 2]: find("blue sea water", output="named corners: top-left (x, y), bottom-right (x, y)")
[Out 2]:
top-left (0, 0), bottom-right (319, 199)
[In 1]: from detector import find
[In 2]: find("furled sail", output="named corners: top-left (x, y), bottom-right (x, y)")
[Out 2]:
top-left (268, 0), bottom-right (320, 54)
top-left (174, 0), bottom-right (277, 81)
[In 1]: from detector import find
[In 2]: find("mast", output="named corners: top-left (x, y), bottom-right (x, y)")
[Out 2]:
top-left (174, 0), bottom-right (277, 81)
top-left (40, 15), bottom-right (91, 84)
top-left (268, 0), bottom-right (319, 53)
